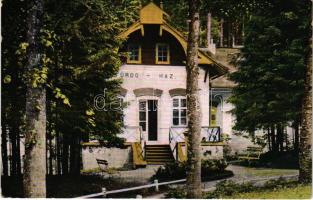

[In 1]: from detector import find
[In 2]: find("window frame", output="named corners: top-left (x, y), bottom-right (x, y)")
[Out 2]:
top-left (172, 96), bottom-right (187, 127)
top-left (155, 43), bottom-right (170, 64)
top-left (127, 44), bottom-right (142, 64)
top-left (139, 100), bottom-right (147, 132)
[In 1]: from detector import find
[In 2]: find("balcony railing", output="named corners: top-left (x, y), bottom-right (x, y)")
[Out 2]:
top-left (169, 126), bottom-right (221, 143)
top-left (120, 126), bottom-right (142, 142)
top-left (169, 126), bottom-right (221, 161)
top-left (201, 126), bottom-right (221, 142)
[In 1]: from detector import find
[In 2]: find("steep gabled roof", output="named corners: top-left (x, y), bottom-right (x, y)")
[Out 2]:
top-left (118, 2), bottom-right (229, 77)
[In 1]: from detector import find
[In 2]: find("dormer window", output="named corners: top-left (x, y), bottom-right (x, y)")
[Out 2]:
top-left (156, 43), bottom-right (170, 64)
top-left (127, 44), bottom-right (141, 64)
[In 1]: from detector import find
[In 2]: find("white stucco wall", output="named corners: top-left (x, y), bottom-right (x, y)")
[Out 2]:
top-left (82, 146), bottom-right (132, 170)
top-left (211, 90), bottom-right (255, 153)
top-left (119, 64), bottom-right (210, 144)
top-left (201, 145), bottom-right (224, 159)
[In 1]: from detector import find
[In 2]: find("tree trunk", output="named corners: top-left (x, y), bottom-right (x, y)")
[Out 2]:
top-left (267, 127), bottom-right (272, 151)
top-left (186, 0), bottom-right (202, 198)
top-left (16, 129), bottom-right (21, 176)
top-left (56, 130), bottom-right (61, 174)
top-left (276, 124), bottom-right (284, 152)
top-left (228, 22), bottom-right (232, 47)
top-left (11, 119), bottom-right (22, 176)
top-left (2, 119), bottom-right (9, 176)
top-left (62, 136), bottom-right (69, 175)
top-left (299, 36), bottom-right (312, 183)
top-left (23, 0), bottom-right (46, 197)
top-left (293, 122), bottom-right (299, 152)
top-left (207, 13), bottom-right (211, 48)
top-left (9, 124), bottom-right (17, 175)
top-left (219, 19), bottom-right (224, 47)
top-left (69, 136), bottom-right (81, 175)
top-left (49, 135), bottom-right (53, 175)
top-left (271, 125), bottom-right (278, 152)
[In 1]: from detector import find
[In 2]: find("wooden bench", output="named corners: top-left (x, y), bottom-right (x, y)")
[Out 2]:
top-left (238, 146), bottom-right (263, 161)
top-left (96, 158), bottom-right (121, 179)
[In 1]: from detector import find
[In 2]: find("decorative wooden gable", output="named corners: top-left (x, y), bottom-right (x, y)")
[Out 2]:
top-left (139, 2), bottom-right (168, 24)
top-left (118, 2), bottom-right (228, 76)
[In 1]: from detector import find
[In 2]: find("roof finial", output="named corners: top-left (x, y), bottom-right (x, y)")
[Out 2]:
top-left (160, 1), bottom-right (163, 9)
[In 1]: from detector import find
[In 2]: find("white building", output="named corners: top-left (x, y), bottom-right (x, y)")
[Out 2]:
top-left (83, 2), bottom-right (245, 169)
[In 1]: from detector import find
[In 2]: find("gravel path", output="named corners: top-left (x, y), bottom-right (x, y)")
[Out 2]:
top-left (102, 165), bottom-right (161, 183)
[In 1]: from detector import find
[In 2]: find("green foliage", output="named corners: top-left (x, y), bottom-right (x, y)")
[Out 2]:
top-left (205, 177), bottom-right (302, 198)
top-left (165, 178), bottom-right (305, 199)
top-left (160, 0), bottom-right (269, 47)
top-left (2, 0), bottom-right (28, 138)
top-left (165, 188), bottom-right (187, 199)
top-left (229, 0), bottom-right (311, 132)
top-left (202, 159), bottom-right (228, 172)
top-left (40, 0), bottom-right (142, 144)
top-left (151, 162), bottom-right (186, 181)
top-left (227, 185), bottom-right (311, 199)
top-left (2, 0), bottom-right (143, 177)
top-left (150, 159), bottom-right (230, 182)
top-left (258, 151), bottom-right (299, 169)
top-left (206, 180), bottom-right (255, 198)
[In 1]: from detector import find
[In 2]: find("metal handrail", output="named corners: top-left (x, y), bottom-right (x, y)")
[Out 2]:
top-left (169, 128), bottom-right (177, 160)
top-left (169, 127), bottom-right (187, 161)
top-left (139, 126), bottom-right (145, 159)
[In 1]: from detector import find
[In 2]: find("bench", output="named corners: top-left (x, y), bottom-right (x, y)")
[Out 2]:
top-left (238, 146), bottom-right (263, 161)
top-left (96, 158), bottom-right (121, 179)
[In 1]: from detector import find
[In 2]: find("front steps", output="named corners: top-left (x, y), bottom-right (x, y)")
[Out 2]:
top-left (145, 145), bottom-right (174, 165)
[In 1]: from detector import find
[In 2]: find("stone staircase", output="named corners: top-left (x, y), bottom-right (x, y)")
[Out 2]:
top-left (145, 145), bottom-right (174, 165)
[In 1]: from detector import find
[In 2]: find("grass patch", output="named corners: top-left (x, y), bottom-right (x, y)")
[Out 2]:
top-left (227, 184), bottom-right (311, 199)
top-left (206, 178), bottom-right (311, 199)
top-left (166, 177), bottom-right (311, 199)
top-left (240, 167), bottom-right (298, 177)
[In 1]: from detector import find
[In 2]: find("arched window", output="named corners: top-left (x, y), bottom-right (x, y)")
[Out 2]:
top-left (172, 96), bottom-right (187, 126)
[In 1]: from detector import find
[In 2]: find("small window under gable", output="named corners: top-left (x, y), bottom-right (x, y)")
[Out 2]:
top-left (127, 44), bottom-right (141, 64)
top-left (156, 43), bottom-right (170, 64)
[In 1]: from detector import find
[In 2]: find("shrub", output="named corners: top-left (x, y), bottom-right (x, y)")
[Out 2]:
top-left (205, 180), bottom-right (255, 198)
top-left (259, 151), bottom-right (299, 169)
top-left (262, 177), bottom-right (296, 190)
top-left (165, 188), bottom-right (187, 198)
top-left (151, 159), bottom-right (232, 182)
top-left (202, 159), bottom-right (228, 172)
top-left (150, 162), bottom-right (186, 181)
top-left (205, 177), bottom-right (301, 198)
